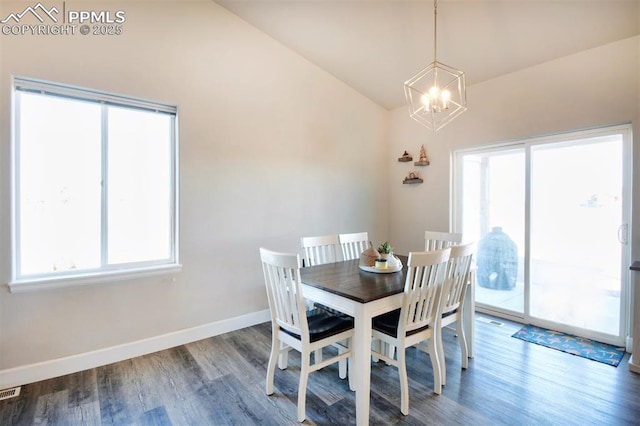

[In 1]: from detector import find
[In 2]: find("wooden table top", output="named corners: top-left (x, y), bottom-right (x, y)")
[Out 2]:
top-left (300, 256), bottom-right (408, 304)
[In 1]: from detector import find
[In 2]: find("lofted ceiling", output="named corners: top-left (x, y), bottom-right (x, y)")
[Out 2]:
top-left (214, 0), bottom-right (640, 110)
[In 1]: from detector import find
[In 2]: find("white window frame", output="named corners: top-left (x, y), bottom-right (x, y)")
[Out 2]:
top-left (9, 76), bottom-right (180, 293)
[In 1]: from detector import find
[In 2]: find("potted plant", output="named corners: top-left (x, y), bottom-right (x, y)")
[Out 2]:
top-left (377, 241), bottom-right (394, 259)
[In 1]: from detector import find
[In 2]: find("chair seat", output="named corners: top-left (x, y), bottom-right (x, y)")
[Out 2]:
top-left (314, 302), bottom-right (351, 318)
top-left (283, 308), bottom-right (354, 342)
top-left (372, 309), bottom-right (430, 337)
top-left (442, 308), bottom-right (458, 319)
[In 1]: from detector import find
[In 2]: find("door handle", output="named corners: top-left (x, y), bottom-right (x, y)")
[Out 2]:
top-left (618, 224), bottom-right (628, 245)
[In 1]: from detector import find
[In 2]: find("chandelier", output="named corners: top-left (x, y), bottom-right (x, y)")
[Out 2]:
top-left (404, 0), bottom-right (467, 131)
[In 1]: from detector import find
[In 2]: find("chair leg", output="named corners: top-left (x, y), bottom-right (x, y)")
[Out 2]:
top-left (457, 318), bottom-right (469, 369)
top-left (314, 349), bottom-right (323, 365)
top-left (337, 343), bottom-right (347, 379)
top-left (348, 354), bottom-right (354, 391)
top-left (278, 342), bottom-right (290, 370)
top-left (266, 335), bottom-right (279, 395)
top-left (298, 353), bottom-right (310, 422)
top-left (428, 337), bottom-right (442, 395)
top-left (371, 339), bottom-right (380, 362)
top-left (387, 344), bottom-right (396, 364)
top-left (437, 328), bottom-right (447, 387)
top-left (372, 341), bottom-right (394, 364)
top-left (397, 347), bottom-right (409, 415)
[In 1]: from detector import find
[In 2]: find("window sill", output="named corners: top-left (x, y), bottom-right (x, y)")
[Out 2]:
top-left (7, 264), bottom-right (182, 293)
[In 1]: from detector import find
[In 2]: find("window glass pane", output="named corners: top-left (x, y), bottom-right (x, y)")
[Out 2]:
top-left (462, 150), bottom-right (525, 314)
top-left (530, 136), bottom-right (622, 334)
top-left (18, 93), bottom-right (102, 275)
top-left (107, 107), bottom-right (173, 264)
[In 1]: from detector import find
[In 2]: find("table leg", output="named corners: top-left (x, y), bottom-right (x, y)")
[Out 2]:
top-left (353, 303), bottom-right (372, 426)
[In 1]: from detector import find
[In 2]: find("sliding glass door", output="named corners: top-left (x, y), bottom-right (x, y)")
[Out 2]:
top-left (454, 125), bottom-right (631, 345)
top-left (529, 137), bottom-right (624, 337)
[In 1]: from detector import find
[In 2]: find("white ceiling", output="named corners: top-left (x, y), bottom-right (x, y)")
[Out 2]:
top-left (214, 0), bottom-right (640, 110)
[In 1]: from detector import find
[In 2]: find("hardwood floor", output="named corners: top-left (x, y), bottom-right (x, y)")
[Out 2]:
top-left (2, 315), bottom-right (640, 425)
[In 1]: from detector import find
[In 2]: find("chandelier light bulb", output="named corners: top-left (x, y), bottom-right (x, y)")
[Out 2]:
top-left (441, 89), bottom-right (450, 109)
top-left (421, 93), bottom-right (431, 111)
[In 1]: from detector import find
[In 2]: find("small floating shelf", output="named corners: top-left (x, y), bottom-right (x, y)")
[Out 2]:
top-left (403, 178), bottom-right (423, 184)
top-left (414, 161), bottom-right (430, 166)
top-left (398, 151), bottom-right (413, 162)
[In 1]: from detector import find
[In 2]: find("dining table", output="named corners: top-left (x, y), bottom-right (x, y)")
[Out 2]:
top-left (300, 256), bottom-right (475, 426)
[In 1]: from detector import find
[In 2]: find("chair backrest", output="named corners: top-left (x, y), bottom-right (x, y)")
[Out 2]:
top-left (424, 230), bottom-right (463, 251)
top-left (260, 248), bottom-right (309, 339)
top-left (300, 234), bottom-right (339, 266)
top-left (400, 248), bottom-right (451, 335)
top-left (339, 232), bottom-right (369, 261)
top-left (440, 242), bottom-right (476, 317)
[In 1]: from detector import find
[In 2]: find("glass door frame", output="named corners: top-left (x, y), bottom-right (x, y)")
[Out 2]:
top-left (452, 123), bottom-right (633, 347)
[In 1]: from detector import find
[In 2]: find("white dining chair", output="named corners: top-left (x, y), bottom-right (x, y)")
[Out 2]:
top-left (260, 247), bottom-right (354, 422)
top-left (436, 242), bottom-right (475, 386)
top-left (424, 230), bottom-right (463, 251)
top-left (381, 231), bottom-right (461, 363)
top-left (338, 231), bottom-right (369, 261)
top-left (300, 234), bottom-right (344, 372)
top-left (371, 248), bottom-right (451, 415)
top-left (301, 234), bottom-right (340, 267)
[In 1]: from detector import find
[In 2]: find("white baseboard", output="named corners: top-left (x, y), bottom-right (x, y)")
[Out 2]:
top-left (0, 309), bottom-right (270, 390)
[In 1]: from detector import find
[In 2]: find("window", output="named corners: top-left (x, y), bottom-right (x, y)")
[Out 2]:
top-left (10, 77), bottom-right (179, 292)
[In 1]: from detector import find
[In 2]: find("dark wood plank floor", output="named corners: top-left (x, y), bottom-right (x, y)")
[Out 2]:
top-left (2, 314), bottom-right (640, 425)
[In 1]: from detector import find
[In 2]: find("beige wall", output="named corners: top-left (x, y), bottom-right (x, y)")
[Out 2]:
top-left (389, 36), bottom-right (640, 256)
top-left (388, 36), bottom-right (640, 352)
top-left (388, 36), bottom-right (640, 353)
top-left (0, 1), bottom-right (389, 370)
top-left (2, 0), bottom-right (639, 378)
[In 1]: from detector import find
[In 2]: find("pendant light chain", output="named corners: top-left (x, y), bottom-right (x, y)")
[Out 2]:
top-left (433, 0), bottom-right (438, 63)
top-left (433, 0), bottom-right (438, 86)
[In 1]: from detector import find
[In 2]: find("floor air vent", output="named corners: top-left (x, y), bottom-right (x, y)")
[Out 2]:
top-left (0, 386), bottom-right (21, 401)
top-left (477, 316), bottom-right (504, 327)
